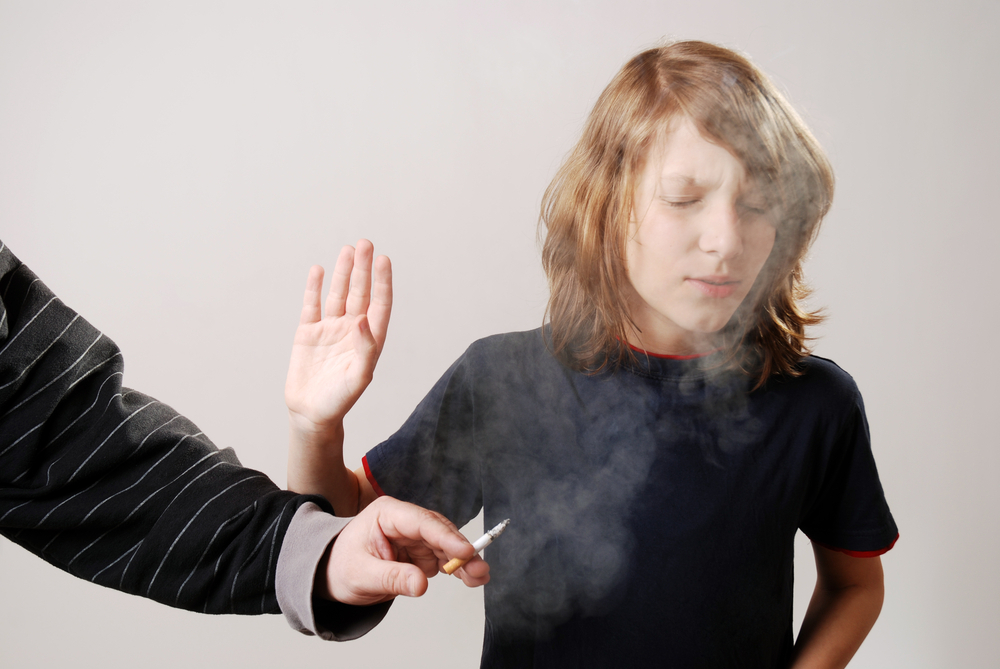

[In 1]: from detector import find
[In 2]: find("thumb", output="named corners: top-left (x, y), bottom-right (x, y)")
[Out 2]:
top-left (351, 315), bottom-right (379, 371)
top-left (366, 559), bottom-right (429, 599)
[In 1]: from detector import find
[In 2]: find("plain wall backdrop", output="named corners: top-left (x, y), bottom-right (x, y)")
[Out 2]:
top-left (1, 1), bottom-right (997, 667)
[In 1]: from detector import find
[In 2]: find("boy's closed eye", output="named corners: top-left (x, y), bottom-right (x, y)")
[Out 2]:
top-left (662, 196), bottom-right (702, 209)
top-left (737, 200), bottom-right (769, 216)
top-left (657, 194), bottom-right (770, 219)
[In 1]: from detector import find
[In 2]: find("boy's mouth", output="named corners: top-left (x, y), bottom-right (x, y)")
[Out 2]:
top-left (687, 276), bottom-right (740, 298)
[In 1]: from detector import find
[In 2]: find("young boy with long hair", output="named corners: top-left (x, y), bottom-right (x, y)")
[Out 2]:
top-left (284, 41), bottom-right (897, 667)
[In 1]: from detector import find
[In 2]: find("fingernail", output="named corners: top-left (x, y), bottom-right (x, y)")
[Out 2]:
top-left (407, 575), bottom-right (419, 597)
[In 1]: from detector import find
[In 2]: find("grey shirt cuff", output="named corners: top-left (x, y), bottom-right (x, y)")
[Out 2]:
top-left (276, 502), bottom-right (393, 641)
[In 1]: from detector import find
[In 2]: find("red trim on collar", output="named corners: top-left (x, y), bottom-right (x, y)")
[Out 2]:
top-left (627, 343), bottom-right (722, 360)
top-left (362, 455), bottom-right (386, 497)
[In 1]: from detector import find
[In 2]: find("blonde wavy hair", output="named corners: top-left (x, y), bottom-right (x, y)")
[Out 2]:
top-left (540, 40), bottom-right (834, 388)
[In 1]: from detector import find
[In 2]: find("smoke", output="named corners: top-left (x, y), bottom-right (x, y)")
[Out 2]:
top-left (455, 342), bottom-right (761, 638)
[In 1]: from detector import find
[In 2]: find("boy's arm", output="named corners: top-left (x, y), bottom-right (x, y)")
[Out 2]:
top-left (789, 542), bottom-right (885, 669)
top-left (285, 240), bottom-right (391, 516)
top-left (352, 464), bottom-right (380, 509)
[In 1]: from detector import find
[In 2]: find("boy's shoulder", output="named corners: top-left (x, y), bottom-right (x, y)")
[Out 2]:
top-left (778, 354), bottom-right (862, 403)
top-left (465, 327), bottom-right (549, 359)
top-left (453, 328), bottom-right (562, 381)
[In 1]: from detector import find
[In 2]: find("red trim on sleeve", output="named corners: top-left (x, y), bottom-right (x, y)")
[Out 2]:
top-left (819, 533), bottom-right (899, 558)
top-left (361, 455), bottom-right (386, 497)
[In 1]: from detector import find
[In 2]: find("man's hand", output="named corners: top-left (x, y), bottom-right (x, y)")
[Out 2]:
top-left (317, 497), bottom-right (491, 606)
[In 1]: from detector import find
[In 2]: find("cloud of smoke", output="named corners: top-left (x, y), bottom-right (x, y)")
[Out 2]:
top-left (456, 349), bottom-right (762, 638)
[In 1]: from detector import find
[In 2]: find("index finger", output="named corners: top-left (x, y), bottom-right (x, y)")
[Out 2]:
top-left (368, 254), bottom-right (392, 351)
top-left (371, 497), bottom-right (476, 562)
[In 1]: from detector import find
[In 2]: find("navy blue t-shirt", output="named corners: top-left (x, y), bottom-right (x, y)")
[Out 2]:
top-left (365, 329), bottom-right (897, 668)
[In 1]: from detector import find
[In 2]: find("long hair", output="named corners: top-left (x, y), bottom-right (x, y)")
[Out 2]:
top-left (539, 40), bottom-right (834, 387)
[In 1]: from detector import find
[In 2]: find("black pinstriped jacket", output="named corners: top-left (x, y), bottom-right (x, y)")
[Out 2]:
top-left (0, 240), bottom-right (327, 615)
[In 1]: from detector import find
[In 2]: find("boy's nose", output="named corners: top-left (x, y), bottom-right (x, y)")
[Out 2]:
top-left (698, 201), bottom-right (743, 260)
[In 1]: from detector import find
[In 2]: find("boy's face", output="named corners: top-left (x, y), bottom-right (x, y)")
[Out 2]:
top-left (625, 116), bottom-right (776, 354)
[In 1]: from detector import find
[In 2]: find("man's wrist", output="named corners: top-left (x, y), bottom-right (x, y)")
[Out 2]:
top-left (276, 502), bottom-right (392, 641)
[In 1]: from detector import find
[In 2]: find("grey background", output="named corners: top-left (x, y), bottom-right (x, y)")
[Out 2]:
top-left (1, 1), bottom-right (997, 667)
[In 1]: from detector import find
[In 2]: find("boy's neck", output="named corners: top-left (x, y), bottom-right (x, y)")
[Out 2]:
top-left (624, 327), bottom-right (719, 358)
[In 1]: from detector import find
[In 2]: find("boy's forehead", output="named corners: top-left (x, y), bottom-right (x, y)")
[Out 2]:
top-left (645, 119), bottom-right (751, 189)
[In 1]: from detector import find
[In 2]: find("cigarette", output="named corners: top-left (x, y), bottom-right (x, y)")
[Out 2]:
top-left (442, 519), bottom-right (510, 575)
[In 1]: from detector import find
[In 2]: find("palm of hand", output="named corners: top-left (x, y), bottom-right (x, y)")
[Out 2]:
top-left (284, 241), bottom-right (391, 434)
top-left (286, 314), bottom-right (372, 429)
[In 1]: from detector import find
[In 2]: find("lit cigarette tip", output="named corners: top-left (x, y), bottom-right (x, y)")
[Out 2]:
top-left (488, 518), bottom-right (511, 539)
top-left (443, 519), bottom-right (511, 575)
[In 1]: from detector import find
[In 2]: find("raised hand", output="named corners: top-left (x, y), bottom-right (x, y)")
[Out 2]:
top-left (317, 497), bottom-right (491, 606)
top-left (285, 239), bottom-right (392, 435)
top-left (285, 240), bottom-right (391, 507)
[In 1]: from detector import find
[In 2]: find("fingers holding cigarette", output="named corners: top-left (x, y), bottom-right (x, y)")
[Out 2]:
top-left (443, 519), bottom-right (511, 575)
top-left (448, 554), bottom-right (490, 586)
top-left (320, 497), bottom-right (490, 605)
top-left (443, 556), bottom-right (473, 575)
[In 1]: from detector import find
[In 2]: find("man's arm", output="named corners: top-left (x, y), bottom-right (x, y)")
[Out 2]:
top-left (790, 542), bottom-right (885, 669)
top-left (0, 241), bottom-right (484, 639)
top-left (0, 241), bottom-right (331, 615)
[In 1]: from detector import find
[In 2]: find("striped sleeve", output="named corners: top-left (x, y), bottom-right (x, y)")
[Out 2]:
top-left (0, 241), bottom-right (329, 616)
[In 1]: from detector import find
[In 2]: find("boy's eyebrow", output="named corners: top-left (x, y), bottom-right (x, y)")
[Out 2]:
top-left (659, 174), bottom-right (704, 188)
top-left (660, 173), bottom-right (766, 198)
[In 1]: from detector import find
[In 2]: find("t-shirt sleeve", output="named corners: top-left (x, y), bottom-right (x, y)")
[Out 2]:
top-left (363, 349), bottom-right (483, 529)
top-left (799, 381), bottom-right (898, 556)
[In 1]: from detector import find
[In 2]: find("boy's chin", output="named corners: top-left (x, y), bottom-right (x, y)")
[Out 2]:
top-left (680, 314), bottom-right (738, 338)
